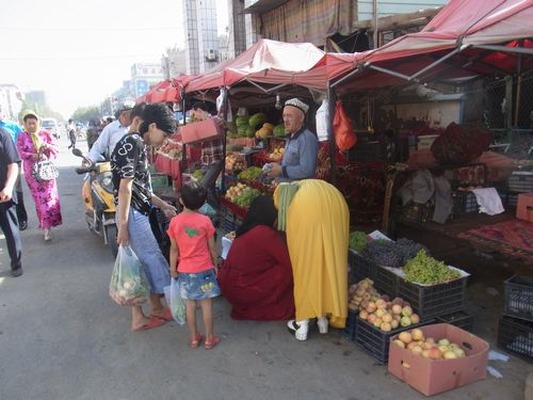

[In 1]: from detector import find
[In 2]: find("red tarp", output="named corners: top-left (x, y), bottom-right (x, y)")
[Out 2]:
top-left (334, 0), bottom-right (533, 92)
top-left (136, 75), bottom-right (199, 104)
top-left (185, 38), bottom-right (356, 93)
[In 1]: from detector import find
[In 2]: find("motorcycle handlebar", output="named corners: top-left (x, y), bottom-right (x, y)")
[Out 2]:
top-left (75, 166), bottom-right (93, 175)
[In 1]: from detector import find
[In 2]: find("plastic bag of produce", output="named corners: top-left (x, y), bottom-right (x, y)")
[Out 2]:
top-left (109, 245), bottom-right (150, 306)
top-left (170, 277), bottom-right (186, 325)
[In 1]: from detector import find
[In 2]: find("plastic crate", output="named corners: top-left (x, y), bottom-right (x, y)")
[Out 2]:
top-left (354, 317), bottom-right (433, 364)
top-left (452, 191), bottom-right (479, 215)
top-left (341, 310), bottom-right (358, 340)
top-left (220, 207), bottom-right (243, 235)
top-left (397, 277), bottom-right (467, 320)
top-left (508, 171), bottom-right (533, 192)
top-left (503, 275), bottom-right (533, 322)
top-left (436, 310), bottom-right (474, 332)
top-left (498, 315), bottom-right (533, 361)
top-left (151, 173), bottom-right (170, 188)
top-left (348, 250), bottom-right (376, 284)
top-left (374, 266), bottom-right (399, 298)
top-left (398, 201), bottom-right (434, 224)
top-left (348, 141), bottom-right (387, 162)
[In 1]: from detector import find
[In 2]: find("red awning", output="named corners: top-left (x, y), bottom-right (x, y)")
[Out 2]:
top-left (333, 0), bottom-right (533, 92)
top-left (185, 39), bottom-right (330, 93)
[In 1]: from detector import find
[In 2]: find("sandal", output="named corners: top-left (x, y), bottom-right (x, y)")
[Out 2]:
top-left (204, 336), bottom-right (221, 350)
top-left (189, 334), bottom-right (204, 349)
top-left (151, 308), bottom-right (173, 322)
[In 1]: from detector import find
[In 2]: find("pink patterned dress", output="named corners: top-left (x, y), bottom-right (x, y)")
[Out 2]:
top-left (16, 130), bottom-right (62, 229)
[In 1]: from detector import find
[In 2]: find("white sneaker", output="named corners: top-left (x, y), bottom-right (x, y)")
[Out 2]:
top-left (287, 319), bottom-right (309, 341)
top-left (44, 229), bottom-right (51, 242)
top-left (317, 316), bottom-right (329, 334)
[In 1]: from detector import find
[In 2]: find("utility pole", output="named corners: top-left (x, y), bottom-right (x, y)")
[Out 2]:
top-left (373, 0), bottom-right (379, 48)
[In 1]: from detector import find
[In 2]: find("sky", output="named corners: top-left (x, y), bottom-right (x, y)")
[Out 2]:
top-left (0, 0), bottom-right (228, 117)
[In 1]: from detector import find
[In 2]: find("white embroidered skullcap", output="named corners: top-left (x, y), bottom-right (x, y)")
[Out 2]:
top-left (284, 98), bottom-right (309, 114)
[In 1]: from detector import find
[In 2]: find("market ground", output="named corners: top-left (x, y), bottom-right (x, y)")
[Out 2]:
top-left (0, 137), bottom-right (532, 400)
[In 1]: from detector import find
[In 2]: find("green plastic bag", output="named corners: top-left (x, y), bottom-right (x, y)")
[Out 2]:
top-left (109, 245), bottom-right (150, 306)
top-left (170, 277), bottom-right (186, 325)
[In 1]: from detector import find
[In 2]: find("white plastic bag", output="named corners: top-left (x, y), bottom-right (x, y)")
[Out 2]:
top-left (109, 245), bottom-right (150, 306)
top-left (170, 277), bottom-right (186, 325)
top-left (315, 99), bottom-right (329, 142)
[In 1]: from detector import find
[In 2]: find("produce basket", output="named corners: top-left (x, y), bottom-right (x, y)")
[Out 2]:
top-left (341, 310), bottom-right (358, 341)
top-left (498, 315), bottom-right (533, 361)
top-left (508, 171), bottom-right (533, 193)
top-left (436, 310), bottom-right (474, 332)
top-left (220, 207), bottom-right (243, 235)
top-left (348, 250), bottom-right (376, 284)
top-left (397, 276), bottom-right (467, 320)
top-left (354, 317), bottom-right (433, 364)
top-left (503, 275), bottom-right (533, 322)
top-left (374, 266), bottom-right (399, 298)
top-left (452, 191), bottom-right (479, 216)
top-left (389, 323), bottom-right (489, 396)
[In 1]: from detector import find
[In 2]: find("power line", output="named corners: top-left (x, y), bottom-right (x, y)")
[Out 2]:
top-left (0, 53), bottom-right (164, 61)
top-left (0, 26), bottom-right (182, 33)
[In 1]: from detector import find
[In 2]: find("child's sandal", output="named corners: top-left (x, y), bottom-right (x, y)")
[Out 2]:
top-left (189, 334), bottom-right (203, 349)
top-left (204, 336), bottom-right (220, 350)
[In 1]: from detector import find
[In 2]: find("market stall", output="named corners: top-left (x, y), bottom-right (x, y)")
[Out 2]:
top-left (327, 0), bottom-right (533, 250)
top-left (154, 40), bottom-right (360, 226)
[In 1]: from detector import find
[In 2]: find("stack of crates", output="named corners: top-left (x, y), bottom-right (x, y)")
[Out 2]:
top-left (498, 275), bottom-right (533, 361)
top-left (344, 249), bottom-right (474, 363)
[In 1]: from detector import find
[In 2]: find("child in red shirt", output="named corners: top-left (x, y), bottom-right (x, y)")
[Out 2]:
top-left (167, 182), bottom-right (221, 349)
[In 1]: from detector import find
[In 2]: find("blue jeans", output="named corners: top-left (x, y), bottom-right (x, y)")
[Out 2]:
top-left (126, 208), bottom-right (170, 294)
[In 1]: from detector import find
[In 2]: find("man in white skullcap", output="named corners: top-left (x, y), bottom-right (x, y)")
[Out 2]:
top-left (267, 98), bottom-right (318, 182)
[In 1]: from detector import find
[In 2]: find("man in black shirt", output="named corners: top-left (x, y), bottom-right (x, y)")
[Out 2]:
top-left (0, 127), bottom-right (23, 277)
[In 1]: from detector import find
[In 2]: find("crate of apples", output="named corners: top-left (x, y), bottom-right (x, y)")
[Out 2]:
top-left (392, 328), bottom-right (466, 359)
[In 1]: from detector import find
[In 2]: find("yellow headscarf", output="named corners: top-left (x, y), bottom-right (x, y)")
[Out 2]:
top-left (22, 110), bottom-right (41, 151)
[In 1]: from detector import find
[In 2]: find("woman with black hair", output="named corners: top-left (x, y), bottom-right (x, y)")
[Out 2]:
top-left (110, 102), bottom-right (179, 332)
top-left (218, 195), bottom-right (295, 321)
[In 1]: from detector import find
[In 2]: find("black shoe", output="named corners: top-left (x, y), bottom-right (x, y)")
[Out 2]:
top-left (19, 221), bottom-right (28, 231)
top-left (11, 268), bottom-right (23, 277)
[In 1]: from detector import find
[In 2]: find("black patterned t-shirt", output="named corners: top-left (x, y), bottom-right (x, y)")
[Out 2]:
top-left (110, 133), bottom-right (152, 215)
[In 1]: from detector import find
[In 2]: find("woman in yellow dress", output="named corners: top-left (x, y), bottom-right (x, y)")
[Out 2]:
top-left (274, 179), bottom-right (349, 341)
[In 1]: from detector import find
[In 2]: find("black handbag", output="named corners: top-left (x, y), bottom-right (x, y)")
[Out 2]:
top-left (31, 160), bottom-right (59, 181)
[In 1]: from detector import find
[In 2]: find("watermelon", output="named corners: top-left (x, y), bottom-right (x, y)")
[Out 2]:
top-left (249, 113), bottom-right (267, 129)
top-left (273, 123), bottom-right (286, 137)
top-left (235, 116), bottom-right (250, 127)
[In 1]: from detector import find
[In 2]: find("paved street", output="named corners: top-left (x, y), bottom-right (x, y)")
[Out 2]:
top-left (0, 137), bottom-right (531, 400)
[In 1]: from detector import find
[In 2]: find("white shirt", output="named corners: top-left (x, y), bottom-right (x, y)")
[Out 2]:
top-left (88, 120), bottom-right (128, 162)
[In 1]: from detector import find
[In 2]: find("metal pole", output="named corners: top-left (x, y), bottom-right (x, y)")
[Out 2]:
top-left (327, 84), bottom-right (337, 184)
top-left (373, 0), bottom-right (378, 48)
top-left (505, 75), bottom-right (513, 129)
top-left (514, 51), bottom-right (523, 127)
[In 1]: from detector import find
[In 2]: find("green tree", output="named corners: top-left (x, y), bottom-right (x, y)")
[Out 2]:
top-left (71, 106), bottom-right (101, 123)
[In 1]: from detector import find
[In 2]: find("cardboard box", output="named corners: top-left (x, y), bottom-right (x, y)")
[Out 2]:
top-left (388, 323), bottom-right (489, 396)
top-left (516, 192), bottom-right (533, 222)
top-left (180, 118), bottom-right (222, 144)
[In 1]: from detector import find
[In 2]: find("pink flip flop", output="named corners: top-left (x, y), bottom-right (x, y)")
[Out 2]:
top-left (189, 334), bottom-right (204, 349)
top-left (204, 336), bottom-right (221, 350)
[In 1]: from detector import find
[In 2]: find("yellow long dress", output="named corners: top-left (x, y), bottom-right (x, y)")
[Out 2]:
top-left (274, 179), bottom-right (349, 328)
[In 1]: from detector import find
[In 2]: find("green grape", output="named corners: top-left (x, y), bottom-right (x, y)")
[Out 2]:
top-left (404, 250), bottom-right (461, 285)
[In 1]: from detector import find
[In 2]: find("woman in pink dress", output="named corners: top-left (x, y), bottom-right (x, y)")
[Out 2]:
top-left (16, 110), bottom-right (62, 241)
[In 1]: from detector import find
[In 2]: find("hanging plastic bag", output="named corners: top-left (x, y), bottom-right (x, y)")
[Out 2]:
top-left (333, 99), bottom-right (357, 151)
top-left (170, 277), bottom-right (186, 325)
top-left (109, 245), bottom-right (150, 306)
top-left (315, 99), bottom-right (329, 142)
